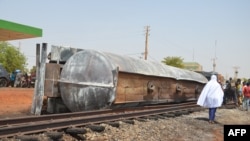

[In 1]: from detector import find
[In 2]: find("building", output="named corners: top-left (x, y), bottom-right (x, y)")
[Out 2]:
top-left (0, 19), bottom-right (42, 41)
top-left (183, 62), bottom-right (203, 71)
top-left (183, 62), bottom-right (224, 83)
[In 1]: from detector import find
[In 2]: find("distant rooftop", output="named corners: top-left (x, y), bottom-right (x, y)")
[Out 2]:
top-left (183, 62), bottom-right (203, 71)
top-left (0, 19), bottom-right (42, 41)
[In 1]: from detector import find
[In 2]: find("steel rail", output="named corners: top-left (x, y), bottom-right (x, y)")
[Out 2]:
top-left (0, 101), bottom-right (196, 126)
top-left (0, 103), bottom-right (200, 139)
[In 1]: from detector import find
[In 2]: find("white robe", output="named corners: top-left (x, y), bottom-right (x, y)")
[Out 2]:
top-left (197, 75), bottom-right (224, 108)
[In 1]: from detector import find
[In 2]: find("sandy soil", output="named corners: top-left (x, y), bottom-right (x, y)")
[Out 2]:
top-left (0, 88), bottom-right (34, 118)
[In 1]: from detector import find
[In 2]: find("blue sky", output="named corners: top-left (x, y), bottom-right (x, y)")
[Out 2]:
top-left (1, 0), bottom-right (249, 79)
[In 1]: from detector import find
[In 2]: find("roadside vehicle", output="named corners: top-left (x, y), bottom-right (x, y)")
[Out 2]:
top-left (0, 64), bottom-right (10, 87)
top-left (30, 72), bottom-right (36, 88)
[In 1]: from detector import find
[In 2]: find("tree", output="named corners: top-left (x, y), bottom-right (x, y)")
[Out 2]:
top-left (0, 41), bottom-right (27, 73)
top-left (161, 56), bottom-right (184, 68)
top-left (30, 66), bottom-right (36, 74)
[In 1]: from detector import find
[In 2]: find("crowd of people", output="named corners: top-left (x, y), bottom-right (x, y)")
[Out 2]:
top-left (197, 75), bottom-right (250, 124)
top-left (223, 77), bottom-right (250, 111)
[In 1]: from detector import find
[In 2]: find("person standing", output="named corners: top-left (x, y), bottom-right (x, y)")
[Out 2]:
top-left (197, 75), bottom-right (224, 124)
top-left (242, 82), bottom-right (250, 111)
top-left (236, 79), bottom-right (243, 106)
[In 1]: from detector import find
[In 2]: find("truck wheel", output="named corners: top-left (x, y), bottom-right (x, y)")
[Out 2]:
top-left (0, 78), bottom-right (8, 87)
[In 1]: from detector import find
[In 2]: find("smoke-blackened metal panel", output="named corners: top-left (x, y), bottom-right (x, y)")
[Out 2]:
top-left (45, 63), bottom-right (60, 79)
top-left (44, 63), bottom-right (61, 97)
top-left (50, 45), bottom-right (83, 62)
top-left (102, 52), bottom-right (208, 84)
top-left (60, 83), bottom-right (114, 111)
top-left (59, 50), bottom-right (117, 111)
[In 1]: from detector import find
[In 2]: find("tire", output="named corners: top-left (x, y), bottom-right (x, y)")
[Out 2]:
top-left (0, 78), bottom-right (8, 87)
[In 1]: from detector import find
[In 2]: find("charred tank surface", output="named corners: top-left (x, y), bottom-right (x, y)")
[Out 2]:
top-left (59, 50), bottom-right (117, 112)
top-left (59, 49), bottom-right (208, 112)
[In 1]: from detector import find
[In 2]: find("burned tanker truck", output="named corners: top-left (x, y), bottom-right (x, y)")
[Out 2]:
top-left (31, 43), bottom-right (208, 115)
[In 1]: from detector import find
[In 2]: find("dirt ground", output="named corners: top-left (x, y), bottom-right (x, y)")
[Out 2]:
top-left (0, 88), bottom-right (34, 118)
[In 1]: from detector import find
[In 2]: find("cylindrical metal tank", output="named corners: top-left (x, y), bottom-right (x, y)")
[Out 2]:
top-left (59, 49), bottom-right (208, 112)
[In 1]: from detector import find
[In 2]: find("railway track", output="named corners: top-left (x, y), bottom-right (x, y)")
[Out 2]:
top-left (0, 101), bottom-right (202, 139)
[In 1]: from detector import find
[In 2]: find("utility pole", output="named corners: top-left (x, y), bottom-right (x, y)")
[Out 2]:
top-left (144, 26), bottom-right (150, 60)
top-left (212, 40), bottom-right (217, 73)
top-left (212, 58), bottom-right (217, 73)
top-left (233, 66), bottom-right (240, 80)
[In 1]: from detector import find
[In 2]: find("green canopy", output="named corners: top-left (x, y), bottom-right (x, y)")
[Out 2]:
top-left (0, 19), bottom-right (42, 41)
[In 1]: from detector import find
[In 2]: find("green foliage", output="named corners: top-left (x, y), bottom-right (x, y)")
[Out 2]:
top-left (30, 66), bottom-right (36, 73)
top-left (0, 41), bottom-right (27, 73)
top-left (161, 56), bottom-right (184, 68)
